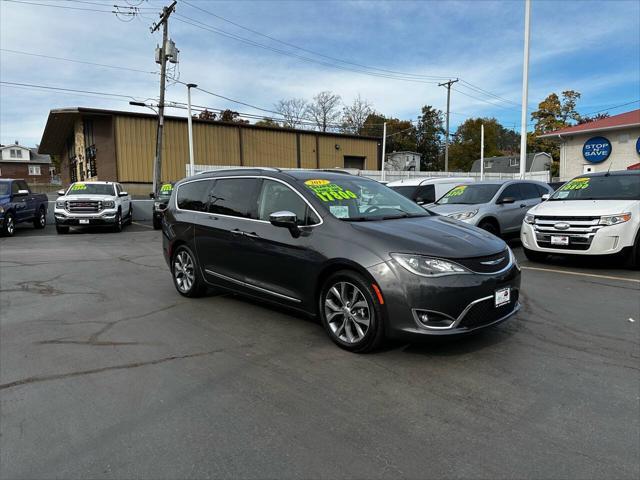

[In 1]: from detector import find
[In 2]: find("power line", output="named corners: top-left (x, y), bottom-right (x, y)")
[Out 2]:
top-left (0, 80), bottom-right (139, 99)
top-left (180, 0), bottom-right (451, 81)
top-left (2, 0), bottom-right (114, 12)
top-left (0, 48), bottom-right (158, 75)
top-left (583, 99), bottom-right (640, 116)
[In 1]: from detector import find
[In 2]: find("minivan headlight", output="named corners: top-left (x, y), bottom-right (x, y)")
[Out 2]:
top-left (391, 253), bottom-right (469, 277)
top-left (448, 209), bottom-right (478, 221)
top-left (524, 213), bottom-right (535, 224)
top-left (599, 213), bottom-right (631, 226)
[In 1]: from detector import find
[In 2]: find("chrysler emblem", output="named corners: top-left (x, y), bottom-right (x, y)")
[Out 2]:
top-left (481, 256), bottom-right (504, 266)
top-left (554, 222), bottom-right (570, 230)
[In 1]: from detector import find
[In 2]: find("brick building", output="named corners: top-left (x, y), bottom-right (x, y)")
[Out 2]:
top-left (0, 142), bottom-right (52, 183)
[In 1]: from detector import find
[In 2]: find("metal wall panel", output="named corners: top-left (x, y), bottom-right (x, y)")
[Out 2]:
top-left (242, 128), bottom-right (297, 167)
top-left (114, 114), bottom-right (380, 182)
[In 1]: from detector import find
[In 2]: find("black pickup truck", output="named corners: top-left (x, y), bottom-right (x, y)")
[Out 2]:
top-left (0, 179), bottom-right (49, 236)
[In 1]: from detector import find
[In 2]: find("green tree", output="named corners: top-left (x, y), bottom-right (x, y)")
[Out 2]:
top-left (218, 109), bottom-right (249, 124)
top-left (360, 113), bottom-right (417, 154)
top-left (448, 118), bottom-right (504, 171)
top-left (415, 105), bottom-right (444, 170)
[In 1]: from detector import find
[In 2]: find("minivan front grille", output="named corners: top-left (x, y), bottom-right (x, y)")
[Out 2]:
top-left (67, 200), bottom-right (101, 213)
top-left (458, 290), bottom-right (519, 329)
top-left (454, 249), bottom-right (510, 273)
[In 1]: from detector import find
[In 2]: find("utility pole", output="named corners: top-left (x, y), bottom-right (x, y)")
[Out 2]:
top-left (480, 123), bottom-right (485, 181)
top-left (439, 78), bottom-right (458, 172)
top-left (381, 122), bottom-right (387, 182)
top-left (186, 83), bottom-right (198, 176)
top-left (519, 0), bottom-right (531, 179)
top-left (150, 0), bottom-right (177, 195)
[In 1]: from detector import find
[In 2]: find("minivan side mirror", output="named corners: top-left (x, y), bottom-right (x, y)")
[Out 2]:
top-left (497, 196), bottom-right (516, 204)
top-left (541, 193), bottom-right (550, 201)
top-left (415, 196), bottom-right (425, 205)
top-left (57, 189), bottom-right (65, 196)
top-left (270, 211), bottom-right (300, 237)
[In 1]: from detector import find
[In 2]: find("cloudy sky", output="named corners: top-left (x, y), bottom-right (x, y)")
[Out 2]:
top-left (1, 0), bottom-right (639, 146)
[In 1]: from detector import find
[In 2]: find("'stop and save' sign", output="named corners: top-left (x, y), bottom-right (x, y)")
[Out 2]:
top-left (582, 136), bottom-right (612, 163)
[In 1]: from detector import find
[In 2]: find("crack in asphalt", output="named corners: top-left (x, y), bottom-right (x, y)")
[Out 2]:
top-left (0, 348), bottom-right (225, 391)
top-left (35, 302), bottom-right (184, 347)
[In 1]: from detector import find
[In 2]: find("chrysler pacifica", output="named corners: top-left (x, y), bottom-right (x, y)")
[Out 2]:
top-left (162, 169), bottom-right (521, 352)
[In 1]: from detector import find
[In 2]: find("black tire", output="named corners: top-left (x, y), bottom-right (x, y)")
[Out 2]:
top-left (624, 236), bottom-right (640, 269)
top-left (56, 224), bottom-right (69, 234)
top-left (171, 245), bottom-right (207, 297)
top-left (523, 247), bottom-right (548, 263)
top-left (478, 219), bottom-right (500, 237)
top-left (153, 217), bottom-right (162, 230)
top-left (2, 212), bottom-right (15, 237)
top-left (112, 210), bottom-right (123, 233)
top-left (33, 207), bottom-right (46, 229)
top-left (126, 205), bottom-right (133, 225)
top-left (319, 270), bottom-right (385, 353)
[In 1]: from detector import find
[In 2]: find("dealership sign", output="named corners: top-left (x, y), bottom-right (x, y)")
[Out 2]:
top-left (582, 136), bottom-right (612, 163)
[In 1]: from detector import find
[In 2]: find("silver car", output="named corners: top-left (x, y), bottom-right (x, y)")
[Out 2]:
top-left (428, 180), bottom-right (554, 236)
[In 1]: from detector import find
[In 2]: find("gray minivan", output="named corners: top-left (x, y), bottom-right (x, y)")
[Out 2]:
top-left (428, 180), bottom-right (553, 236)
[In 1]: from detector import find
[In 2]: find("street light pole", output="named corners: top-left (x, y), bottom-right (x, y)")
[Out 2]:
top-left (480, 123), bottom-right (485, 181)
top-left (519, 0), bottom-right (531, 179)
top-left (381, 122), bottom-right (387, 182)
top-left (186, 83), bottom-right (198, 176)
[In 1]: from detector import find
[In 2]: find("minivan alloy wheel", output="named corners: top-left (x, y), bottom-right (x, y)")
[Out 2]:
top-left (174, 250), bottom-right (195, 293)
top-left (324, 282), bottom-right (371, 343)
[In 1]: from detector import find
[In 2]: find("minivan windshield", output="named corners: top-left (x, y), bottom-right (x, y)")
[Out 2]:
top-left (66, 183), bottom-right (115, 196)
top-left (301, 177), bottom-right (428, 221)
top-left (549, 175), bottom-right (640, 201)
top-left (436, 184), bottom-right (501, 205)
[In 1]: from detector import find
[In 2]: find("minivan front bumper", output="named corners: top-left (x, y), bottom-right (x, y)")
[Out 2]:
top-left (368, 257), bottom-right (521, 339)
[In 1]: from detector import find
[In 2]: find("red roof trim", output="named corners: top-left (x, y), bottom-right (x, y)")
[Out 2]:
top-left (538, 109), bottom-right (640, 138)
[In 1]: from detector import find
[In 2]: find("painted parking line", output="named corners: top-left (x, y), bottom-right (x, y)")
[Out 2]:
top-left (521, 265), bottom-right (640, 284)
top-left (132, 222), bottom-right (153, 229)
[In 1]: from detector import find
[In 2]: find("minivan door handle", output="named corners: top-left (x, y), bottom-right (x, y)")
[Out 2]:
top-left (243, 231), bottom-right (259, 239)
top-left (230, 229), bottom-right (244, 236)
top-left (519, 203), bottom-right (527, 208)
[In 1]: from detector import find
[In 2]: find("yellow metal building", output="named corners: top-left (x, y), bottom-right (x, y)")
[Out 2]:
top-left (39, 108), bottom-right (381, 194)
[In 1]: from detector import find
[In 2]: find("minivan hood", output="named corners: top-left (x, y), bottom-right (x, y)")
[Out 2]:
top-left (531, 199), bottom-right (638, 216)
top-left (350, 215), bottom-right (505, 259)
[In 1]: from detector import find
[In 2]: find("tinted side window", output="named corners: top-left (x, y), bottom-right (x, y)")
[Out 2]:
top-left (415, 185), bottom-right (435, 203)
top-left (11, 182), bottom-right (20, 194)
top-left (520, 183), bottom-right (541, 199)
top-left (177, 180), bottom-right (213, 212)
top-left (498, 184), bottom-right (523, 201)
top-left (257, 179), bottom-right (319, 225)
top-left (17, 180), bottom-right (29, 192)
top-left (209, 178), bottom-right (259, 218)
top-left (536, 184), bottom-right (550, 196)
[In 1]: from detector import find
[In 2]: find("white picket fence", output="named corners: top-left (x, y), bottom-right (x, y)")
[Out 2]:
top-left (186, 165), bottom-right (550, 183)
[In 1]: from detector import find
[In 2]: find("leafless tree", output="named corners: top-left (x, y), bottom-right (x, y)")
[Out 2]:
top-left (274, 98), bottom-right (308, 129)
top-left (341, 95), bottom-right (373, 134)
top-left (306, 91), bottom-right (342, 132)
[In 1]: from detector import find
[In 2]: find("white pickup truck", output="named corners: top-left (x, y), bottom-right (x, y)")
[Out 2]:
top-left (521, 171), bottom-right (640, 266)
top-left (54, 181), bottom-right (132, 234)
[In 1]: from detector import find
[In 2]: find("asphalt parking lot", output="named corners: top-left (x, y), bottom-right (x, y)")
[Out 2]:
top-left (1, 224), bottom-right (638, 479)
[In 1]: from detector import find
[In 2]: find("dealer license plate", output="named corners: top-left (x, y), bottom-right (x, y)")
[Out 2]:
top-left (79, 219), bottom-right (90, 224)
top-left (551, 235), bottom-right (569, 246)
top-left (495, 288), bottom-right (510, 307)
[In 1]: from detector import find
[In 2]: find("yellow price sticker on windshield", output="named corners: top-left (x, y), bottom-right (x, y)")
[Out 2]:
top-left (160, 183), bottom-right (173, 192)
top-left (305, 179), bottom-right (330, 186)
top-left (561, 177), bottom-right (590, 191)
top-left (304, 181), bottom-right (357, 202)
top-left (446, 185), bottom-right (467, 197)
top-left (70, 183), bottom-right (87, 191)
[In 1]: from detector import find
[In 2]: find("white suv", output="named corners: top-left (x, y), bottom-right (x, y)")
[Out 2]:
top-left (54, 181), bottom-right (132, 234)
top-left (521, 171), bottom-right (640, 266)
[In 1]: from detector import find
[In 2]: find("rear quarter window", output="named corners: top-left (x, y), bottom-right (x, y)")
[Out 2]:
top-left (177, 180), bottom-right (213, 212)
